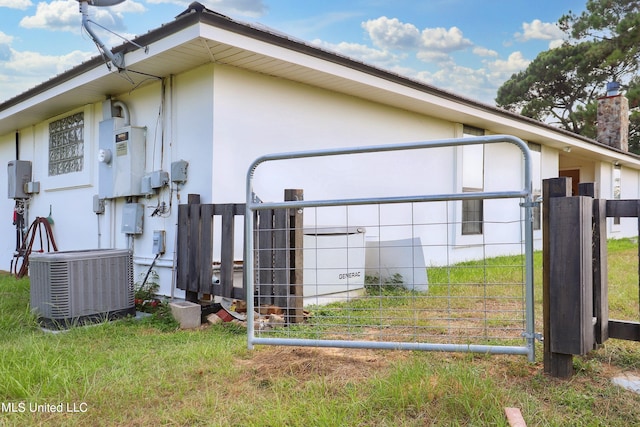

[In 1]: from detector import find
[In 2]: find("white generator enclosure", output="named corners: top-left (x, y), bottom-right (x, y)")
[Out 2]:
top-left (303, 227), bottom-right (366, 302)
top-left (30, 249), bottom-right (135, 329)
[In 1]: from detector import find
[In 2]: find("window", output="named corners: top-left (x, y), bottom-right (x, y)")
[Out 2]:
top-left (462, 189), bottom-right (483, 235)
top-left (461, 125), bottom-right (484, 235)
top-left (49, 112), bottom-right (84, 176)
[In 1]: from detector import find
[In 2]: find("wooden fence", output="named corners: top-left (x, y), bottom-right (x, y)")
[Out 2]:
top-left (544, 177), bottom-right (640, 378)
top-left (175, 190), bottom-right (304, 323)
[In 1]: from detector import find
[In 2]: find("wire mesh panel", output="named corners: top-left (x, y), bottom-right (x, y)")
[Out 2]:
top-left (246, 136), bottom-right (536, 361)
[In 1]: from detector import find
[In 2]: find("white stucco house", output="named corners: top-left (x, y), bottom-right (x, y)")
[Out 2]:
top-left (2, 4), bottom-right (639, 298)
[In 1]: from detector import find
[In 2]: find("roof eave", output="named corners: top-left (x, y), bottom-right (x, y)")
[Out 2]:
top-left (1, 8), bottom-right (637, 164)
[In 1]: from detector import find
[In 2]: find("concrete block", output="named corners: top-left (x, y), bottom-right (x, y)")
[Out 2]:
top-left (169, 301), bottom-right (201, 329)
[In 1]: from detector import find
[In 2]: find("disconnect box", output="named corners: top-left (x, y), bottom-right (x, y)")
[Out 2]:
top-left (121, 203), bottom-right (144, 234)
top-left (8, 160), bottom-right (32, 199)
top-left (152, 230), bottom-right (166, 254)
top-left (171, 160), bottom-right (188, 183)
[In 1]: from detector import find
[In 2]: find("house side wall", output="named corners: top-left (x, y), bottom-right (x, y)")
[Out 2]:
top-left (211, 64), bottom-right (456, 202)
top-left (211, 65), bottom-right (528, 265)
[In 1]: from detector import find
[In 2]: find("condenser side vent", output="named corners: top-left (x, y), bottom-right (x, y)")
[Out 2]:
top-left (30, 249), bottom-right (135, 329)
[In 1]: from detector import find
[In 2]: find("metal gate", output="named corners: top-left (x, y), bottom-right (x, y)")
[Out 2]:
top-left (245, 135), bottom-right (537, 361)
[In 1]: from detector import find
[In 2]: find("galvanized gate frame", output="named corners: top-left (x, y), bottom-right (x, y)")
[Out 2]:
top-left (244, 135), bottom-right (537, 362)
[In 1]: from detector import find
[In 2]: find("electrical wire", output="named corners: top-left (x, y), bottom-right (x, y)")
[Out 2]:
top-left (140, 253), bottom-right (161, 290)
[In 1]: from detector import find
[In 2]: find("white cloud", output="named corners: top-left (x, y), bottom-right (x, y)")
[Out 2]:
top-left (113, 0), bottom-right (146, 14)
top-left (416, 50), bottom-right (452, 64)
top-left (413, 64), bottom-right (496, 103)
top-left (5, 49), bottom-right (94, 75)
top-left (20, 0), bottom-right (83, 32)
top-left (0, 31), bottom-right (14, 45)
top-left (549, 39), bottom-right (564, 49)
top-left (0, 0), bottom-right (32, 10)
top-left (473, 46), bottom-right (498, 57)
top-left (0, 31), bottom-right (12, 61)
top-left (362, 17), bottom-right (474, 66)
top-left (515, 19), bottom-right (566, 48)
top-left (486, 51), bottom-right (530, 75)
top-left (362, 16), bottom-right (421, 51)
top-left (517, 19), bottom-right (564, 41)
top-left (19, 0), bottom-right (146, 33)
top-left (482, 51), bottom-right (532, 92)
top-left (420, 26), bottom-right (472, 52)
top-left (311, 39), bottom-right (402, 68)
top-left (311, 34), bottom-right (501, 103)
top-left (0, 48), bottom-right (95, 102)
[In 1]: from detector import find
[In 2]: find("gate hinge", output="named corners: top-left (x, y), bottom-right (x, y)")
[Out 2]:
top-left (520, 200), bottom-right (541, 208)
top-left (521, 332), bottom-right (543, 342)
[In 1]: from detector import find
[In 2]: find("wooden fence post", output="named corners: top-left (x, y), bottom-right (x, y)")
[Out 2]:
top-left (285, 189), bottom-right (304, 323)
top-left (185, 194), bottom-right (201, 303)
top-left (543, 178), bottom-right (574, 377)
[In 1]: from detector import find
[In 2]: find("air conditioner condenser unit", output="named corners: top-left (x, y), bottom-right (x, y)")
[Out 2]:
top-left (30, 249), bottom-right (135, 329)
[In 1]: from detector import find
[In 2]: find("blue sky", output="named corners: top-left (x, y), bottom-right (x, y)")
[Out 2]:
top-left (0, 0), bottom-right (588, 105)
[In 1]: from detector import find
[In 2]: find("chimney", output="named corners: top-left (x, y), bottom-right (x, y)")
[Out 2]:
top-left (597, 82), bottom-right (629, 151)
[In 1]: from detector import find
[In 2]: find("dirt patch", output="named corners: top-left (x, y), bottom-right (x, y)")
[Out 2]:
top-left (236, 346), bottom-right (406, 384)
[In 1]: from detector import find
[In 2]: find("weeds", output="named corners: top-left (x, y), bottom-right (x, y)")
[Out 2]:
top-left (132, 270), bottom-right (179, 331)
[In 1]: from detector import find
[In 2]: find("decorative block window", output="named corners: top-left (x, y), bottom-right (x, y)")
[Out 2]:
top-left (49, 112), bottom-right (84, 176)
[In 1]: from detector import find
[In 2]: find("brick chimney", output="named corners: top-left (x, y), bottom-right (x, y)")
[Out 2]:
top-left (597, 82), bottom-right (629, 151)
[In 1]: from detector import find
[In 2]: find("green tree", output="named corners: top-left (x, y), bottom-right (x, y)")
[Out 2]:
top-left (496, 0), bottom-right (640, 154)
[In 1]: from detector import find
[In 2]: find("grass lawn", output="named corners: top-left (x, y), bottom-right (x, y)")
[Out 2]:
top-left (2, 240), bottom-right (640, 426)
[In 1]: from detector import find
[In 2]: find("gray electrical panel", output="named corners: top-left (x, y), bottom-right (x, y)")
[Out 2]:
top-left (98, 118), bottom-right (146, 199)
top-left (121, 203), bottom-right (144, 234)
top-left (8, 160), bottom-right (32, 199)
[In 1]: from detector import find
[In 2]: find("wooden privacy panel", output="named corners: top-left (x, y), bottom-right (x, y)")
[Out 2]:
top-left (175, 190), bottom-right (304, 322)
top-left (176, 200), bottom-right (245, 300)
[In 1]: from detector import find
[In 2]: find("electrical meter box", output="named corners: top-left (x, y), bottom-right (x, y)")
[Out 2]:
top-left (98, 118), bottom-right (146, 199)
top-left (8, 160), bottom-right (32, 199)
